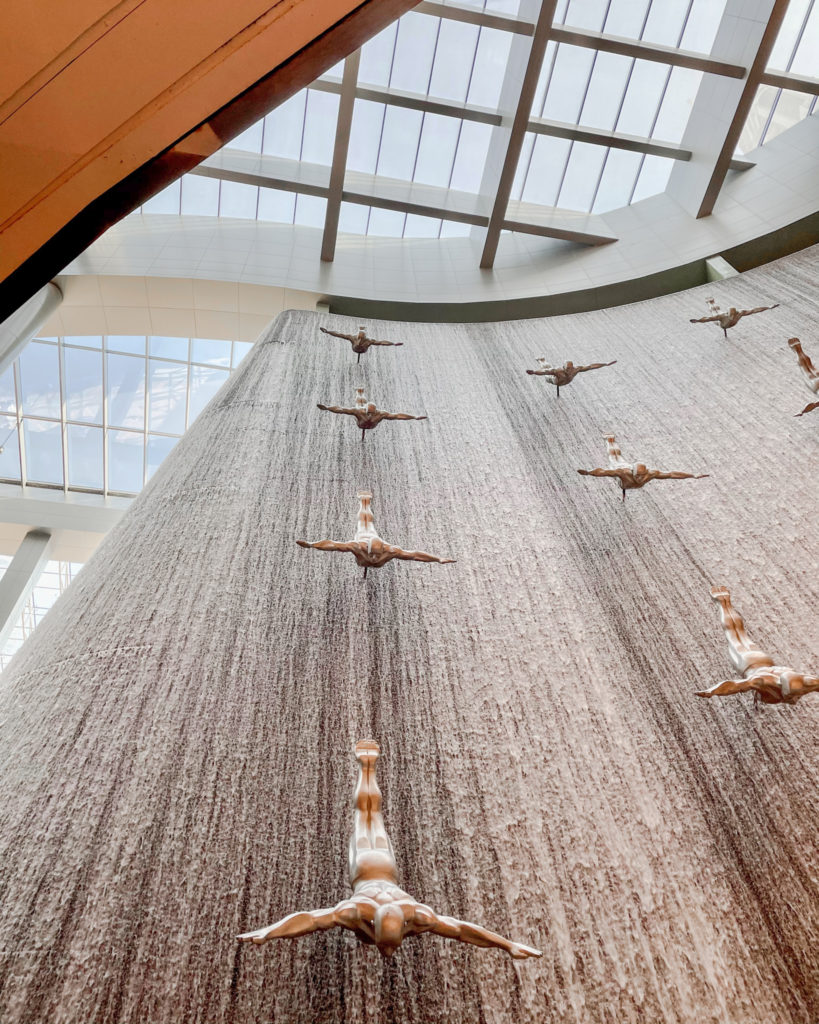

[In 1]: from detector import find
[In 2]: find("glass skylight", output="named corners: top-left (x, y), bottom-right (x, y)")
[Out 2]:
top-left (132, 0), bottom-right (814, 237)
top-left (738, 0), bottom-right (818, 155)
top-left (0, 336), bottom-right (251, 497)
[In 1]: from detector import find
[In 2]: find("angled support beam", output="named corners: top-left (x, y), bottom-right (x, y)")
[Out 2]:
top-left (501, 218), bottom-right (616, 245)
top-left (666, 0), bottom-right (790, 220)
top-left (480, 0), bottom-right (558, 269)
top-left (759, 70), bottom-right (819, 96)
top-left (415, 0), bottom-right (534, 35)
top-left (321, 49), bottom-right (360, 263)
top-left (529, 117), bottom-right (692, 161)
top-left (548, 25), bottom-right (746, 78)
top-left (311, 78), bottom-right (503, 126)
top-left (696, 0), bottom-right (792, 218)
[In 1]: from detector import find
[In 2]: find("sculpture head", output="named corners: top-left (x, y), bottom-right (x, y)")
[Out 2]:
top-left (565, 360), bottom-right (574, 369)
top-left (374, 903), bottom-right (405, 956)
top-left (358, 326), bottom-right (367, 337)
top-left (728, 307), bottom-right (738, 315)
top-left (634, 462), bottom-right (647, 476)
top-left (367, 403), bottom-right (377, 413)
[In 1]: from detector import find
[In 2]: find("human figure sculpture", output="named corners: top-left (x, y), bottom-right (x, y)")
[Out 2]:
top-left (787, 337), bottom-right (819, 416)
top-left (689, 300), bottom-right (779, 339)
top-left (318, 388), bottom-right (427, 441)
top-left (577, 434), bottom-right (709, 501)
top-left (296, 490), bottom-right (455, 576)
top-left (239, 740), bottom-right (542, 959)
top-left (526, 357), bottom-right (616, 396)
top-left (696, 587), bottom-right (819, 705)
top-left (320, 325), bottom-right (403, 363)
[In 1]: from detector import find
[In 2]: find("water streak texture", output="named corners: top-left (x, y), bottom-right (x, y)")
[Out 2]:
top-left (0, 246), bottom-right (817, 1024)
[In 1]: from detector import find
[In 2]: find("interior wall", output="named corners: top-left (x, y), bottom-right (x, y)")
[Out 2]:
top-left (0, 245), bottom-right (817, 1024)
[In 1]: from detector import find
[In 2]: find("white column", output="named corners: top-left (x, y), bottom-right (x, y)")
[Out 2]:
top-left (0, 529), bottom-right (52, 651)
top-left (0, 282), bottom-right (63, 377)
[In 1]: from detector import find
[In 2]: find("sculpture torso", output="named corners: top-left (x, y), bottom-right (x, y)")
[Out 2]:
top-left (349, 539), bottom-right (397, 567)
top-left (745, 665), bottom-right (812, 704)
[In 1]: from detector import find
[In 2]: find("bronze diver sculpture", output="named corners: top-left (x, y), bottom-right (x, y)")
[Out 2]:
top-left (526, 357), bottom-right (616, 396)
top-left (578, 434), bottom-right (708, 501)
top-left (696, 587), bottom-right (819, 705)
top-left (297, 490), bottom-right (455, 576)
top-left (239, 740), bottom-right (543, 959)
top-left (787, 338), bottom-right (819, 417)
top-left (320, 325), bottom-right (403, 363)
top-left (318, 388), bottom-right (427, 441)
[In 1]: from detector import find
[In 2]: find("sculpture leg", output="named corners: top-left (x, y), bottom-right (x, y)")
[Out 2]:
top-left (349, 741), bottom-right (398, 885)
top-left (605, 435), bottom-right (629, 470)
top-left (556, 385), bottom-right (559, 397)
top-left (710, 587), bottom-right (775, 676)
top-left (357, 352), bottom-right (362, 364)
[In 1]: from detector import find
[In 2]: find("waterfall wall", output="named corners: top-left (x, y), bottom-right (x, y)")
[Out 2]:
top-left (0, 245), bottom-right (817, 1024)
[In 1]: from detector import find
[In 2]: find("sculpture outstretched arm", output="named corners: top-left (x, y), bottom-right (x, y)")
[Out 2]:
top-left (380, 412), bottom-right (427, 421)
top-left (738, 303), bottom-right (779, 318)
top-left (238, 907), bottom-right (343, 944)
top-left (526, 368), bottom-right (557, 376)
top-left (370, 339), bottom-right (403, 347)
top-left (386, 545), bottom-right (455, 564)
top-left (647, 471), bottom-right (709, 481)
top-left (796, 401), bottom-right (819, 417)
top-left (577, 360), bottom-right (617, 372)
top-left (317, 404), bottom-right (358, 416)
top-left (320, 327), bottom-right (356, 342)
top-left (429, 914), bottom-right (542, 959)
top-left (695, 676), bottom-right (774, 698)
top-left (689, 315), bottom-right (721, 324)
top-left (577, 468), bottom-right (621, 478)
top-left (296, 539), bottom-right (356, 552)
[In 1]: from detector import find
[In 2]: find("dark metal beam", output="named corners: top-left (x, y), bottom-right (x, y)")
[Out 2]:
top-left (549, 25), bottom-right (747, 79)
top-left (480, 0), bottom-right (559, 269)
top-left (697, 0), bottom-right (792, 218)
top-left (321, 49), bottom-right (360, 262)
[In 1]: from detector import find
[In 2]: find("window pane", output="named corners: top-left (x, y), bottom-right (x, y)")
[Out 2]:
top-left (64, 348), bottom-right (103, 423)
top-left (232, 342), bottom-right (254, 367)
top-left (23, 420), bottom-right (62, 484)
top-left (0, 368), bottom-right (16, 413)
top-left (181, 175), bottom-right (220, 217)
top-left (64, 336), bottom-right (103, 349)
top-left (19, 342), bottom-right (60, 418)
top-left (147, 435), bottom-right (179, 479)
top-left (67, 424), bottom-right (103, 489)
top-left (148, 361), bottom-right (188, 435)
top-left (107, 336), bottom-right (145, 355)
top-left (189, 366), bottom-right (229, 424)
top-left (0, 419), bottom-right (20, 479)
top-left (219, 181), bottom-right (258, 218)
top-left (150, 337), bottom-right (189, 361)
top-left (107, 353), bottom-right (145, 429)
top-left (108, 431), bottom-right (144, 493)
top-left (191, 339), bottom-right (232, 367)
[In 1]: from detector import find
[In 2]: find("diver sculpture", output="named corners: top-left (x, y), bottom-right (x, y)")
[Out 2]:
top-left (578, 434), bottom-right (708, 501)
top-left (297, 490), bottom-right (455, 576)
top-left (526, 357), bottom-right (616, 396)
top-left (320, 325), bottom-right (403, 363)
top-left (239, 740), bottom-right (542, 959)
top-left (318, 388), bottom-right (427, 440)
top-left (787, 338), bottom-right (819, 417)
top-left (696, 587), bottom-right (819, 705)
top-left (689, 299), bottom-right (779, 339)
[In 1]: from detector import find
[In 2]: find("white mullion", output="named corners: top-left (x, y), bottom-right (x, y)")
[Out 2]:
top-left (142, 340), bottom-right (150, 487)
top-left (58, 338), bottom-right (69, 493)
top-left (102, 338), bottom-right (109, 497)
top-left (13, 361), bottom-right (26, 488)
